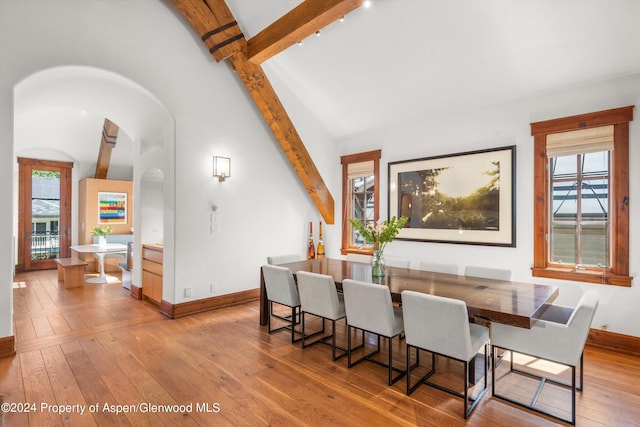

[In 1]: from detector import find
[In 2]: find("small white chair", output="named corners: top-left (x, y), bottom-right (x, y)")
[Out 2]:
top-left (296, 271), bottom-right (348, 360)
top-left (267, 254), bottom-right (302, 265)
top-left (491, 290), bottom-right (599, 425)
top-left (464, 265), bottom-right (512, 281)
top-left (342, 279), bottom-right (406, 385)
top-left (401, 290), bottom-right (489, 419)
top-left (261, 264), bottom-right (302, 343)
top-left (384, 257), bottom-right (410, 269)
top-left (419, 261), bottom-right (458, 275)
top-left (345, 253), bottom-right (373, 263)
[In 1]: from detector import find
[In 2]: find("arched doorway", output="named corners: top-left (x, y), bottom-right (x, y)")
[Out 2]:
top-left (13, 65), bottom-right (175, 293)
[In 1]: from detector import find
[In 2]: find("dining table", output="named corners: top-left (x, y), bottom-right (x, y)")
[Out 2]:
top-left (259, 258), bottom-right (560, 329)
top-left (70, 243), bottom-right (128, 284)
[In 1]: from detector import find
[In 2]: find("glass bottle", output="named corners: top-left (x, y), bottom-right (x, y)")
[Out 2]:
top-left (316, 221), bottom-right (325, 259)
top-left (307, 221), bottom-right (316, 260)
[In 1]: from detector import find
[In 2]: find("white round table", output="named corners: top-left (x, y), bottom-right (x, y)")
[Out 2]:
top-left (69, 243), bottom-right (128, 284)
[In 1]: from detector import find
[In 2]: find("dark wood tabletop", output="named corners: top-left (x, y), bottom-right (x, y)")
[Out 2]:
top-left (260, 258), bottom-right (559, 329)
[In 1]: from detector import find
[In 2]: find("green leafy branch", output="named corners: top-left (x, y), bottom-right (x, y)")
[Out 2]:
top-left (349, 215), bottom-right (408, 252)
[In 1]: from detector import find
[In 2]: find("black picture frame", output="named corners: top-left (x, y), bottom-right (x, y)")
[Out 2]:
top-left (388, 145), bottom-right (516, 246)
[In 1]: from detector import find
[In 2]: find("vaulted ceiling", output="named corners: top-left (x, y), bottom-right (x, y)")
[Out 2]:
top-left (170, 0), bottom-right (640, 223)
top-left (12, 0), bottom-right (640, 176)
top-left (232, 0), bottom-right (640, 140)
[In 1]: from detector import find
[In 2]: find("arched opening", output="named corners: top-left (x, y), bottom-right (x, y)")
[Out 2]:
top-left (13, 65), bottom-right (175, 301)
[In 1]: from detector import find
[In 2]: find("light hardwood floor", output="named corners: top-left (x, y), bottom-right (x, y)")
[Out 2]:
top-left (1, 269), bottom-right (639, 426)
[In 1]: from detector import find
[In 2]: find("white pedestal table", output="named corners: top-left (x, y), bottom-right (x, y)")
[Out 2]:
top-left (70, 243), bottom-right (128, 284)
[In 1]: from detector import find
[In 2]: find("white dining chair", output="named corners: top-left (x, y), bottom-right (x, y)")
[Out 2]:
top-left (267, 254), bottom-right (302, 265)
top-left (464, 265), bottom-right (512, 281)
top-left (344, 253), bottom-right (373, 263)
top-left (384, 257), bottom-right (410, 269)
top-left (491, 290), bottom-right (599, 425)
top-left (342, 279), bottom-right (406, 385)
top-left (419, 261), bottom-right (458, 275)
top-left (296, 271), bottom-right (348, 361)
top-left (261, 264), bottom-right (302, 343)
top-left (401, 290), bottom-right (489, 419)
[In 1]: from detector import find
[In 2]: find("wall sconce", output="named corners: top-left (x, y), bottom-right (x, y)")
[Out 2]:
top-left (212, 156), bottom-right (230, 182)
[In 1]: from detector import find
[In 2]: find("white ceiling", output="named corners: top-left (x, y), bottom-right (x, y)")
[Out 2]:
top-left (14, 66), bottom-right (170, 176)
top-left (230, 0), bottom-right (640, 140)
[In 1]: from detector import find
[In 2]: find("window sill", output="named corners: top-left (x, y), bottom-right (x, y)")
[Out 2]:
top-left (531, 267), bottom-right (632, 287)
top-left (341, 247), bottom-right (373, 256)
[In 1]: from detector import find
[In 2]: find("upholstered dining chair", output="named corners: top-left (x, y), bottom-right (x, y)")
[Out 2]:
top-left (419, 261), bottom-right (459, 275)
top-left (261, 264), bottom-right (302, 343)
top-left (342, 279), bottom-right (406, 385)
top-left (491, 290), bottom-right (599, 425)
top-left (401, 290), bottom-right (489, 419)
top-left (267, 254), bottom-right (302, 265)
top-left (296, 271), bottom-right (348, 361)
top-left (464, 265), bottom-right (512, 281)
top-left (384, 257), bottom-right (411, 269)
top-left (344, 253), bottom-right (373, 263)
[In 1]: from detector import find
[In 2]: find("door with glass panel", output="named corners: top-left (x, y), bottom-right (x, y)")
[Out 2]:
top-left (17, 158), bottom-right (73, 272)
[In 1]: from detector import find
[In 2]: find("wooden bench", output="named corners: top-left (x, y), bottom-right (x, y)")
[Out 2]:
top-left (55, 258), bottom-right (88, 288)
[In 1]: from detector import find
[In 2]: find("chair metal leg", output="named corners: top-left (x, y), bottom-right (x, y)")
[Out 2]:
top-left (571, 365), bottom-right (576, 425)
top-left (492, 345), bottom-right (580, 425)
top-left (301, 314), bottom-right (348, 361)
top-left (408, 344), bottom-right (487, 419)
top-left (267, 301), bottom-right (302, 343)
top-left (301, 311), bottom-right (326, 347)
top-left (579, 353), bottom-right (584, 391)
top-left (347, 326), bottom-right (373, 368)
top-left (406, 345), bottom-right (435, 395)
top-left (463, 359), bottom-right (469, 419)
top-left (290, 306), bottom-right (298, 343)
top-left (330, 319), bottom-right (349, 361)
top-left (348, 327), bottom-right (405, 385)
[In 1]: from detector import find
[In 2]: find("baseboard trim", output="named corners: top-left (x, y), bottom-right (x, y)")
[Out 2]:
top-left (159, 288), bottom-right (260, 319)
top-left (587, 328), bottom-right (640, 357)
top-left (0, 335), bottom-right (16, 359)
top-left (129, 284), bottom-right (142, 300)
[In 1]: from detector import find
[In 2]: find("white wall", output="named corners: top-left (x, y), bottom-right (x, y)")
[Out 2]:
top-left (0, 85), bottom-right (13, 338)
top-left (340, 73), bottom-right (640, 337)
top-left (1, 0), bottom-right (638, 342)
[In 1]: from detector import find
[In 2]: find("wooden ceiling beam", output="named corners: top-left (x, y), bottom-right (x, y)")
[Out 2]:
top-left (247, 0), bottom-right (362, 64)
top-left (95, 118), bottom-right (119, 179)
top-left (171, 0), bottom-right (336, 224)
top-left (228, 52), bottom-right (334, 223)
top-left (173, 0), bottom-right (246, 62)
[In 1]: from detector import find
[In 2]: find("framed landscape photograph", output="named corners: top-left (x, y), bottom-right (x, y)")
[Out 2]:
top-left (388, 145), bottom-right (516, 246)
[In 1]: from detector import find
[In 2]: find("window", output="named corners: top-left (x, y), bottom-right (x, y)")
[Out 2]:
top-left (340, 150), bottom-right (381, 254)
top-left (530, 106), bottom-right (633, 286)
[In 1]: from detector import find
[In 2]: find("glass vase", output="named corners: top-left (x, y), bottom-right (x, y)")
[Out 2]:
top-left (371, 249), bottom-right (385, 277)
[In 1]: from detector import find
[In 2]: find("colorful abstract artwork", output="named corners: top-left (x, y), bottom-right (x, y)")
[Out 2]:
top-left (98, 192), bottom-right (127, 224)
